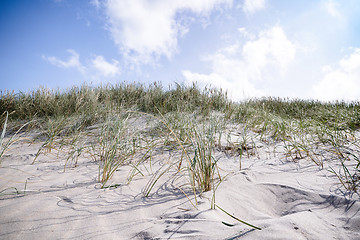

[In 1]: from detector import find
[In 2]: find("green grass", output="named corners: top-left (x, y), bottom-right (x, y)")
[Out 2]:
top-left (0, 82), bottom-right (229, 121)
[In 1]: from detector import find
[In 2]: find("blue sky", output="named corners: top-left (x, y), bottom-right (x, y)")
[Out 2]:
top-left (1, 0), bottom-right (359, 101)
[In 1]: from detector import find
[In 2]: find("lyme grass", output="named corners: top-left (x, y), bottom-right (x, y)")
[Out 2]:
top-left (86, 114), bottom-right (141, 188)
top-left (188, 127), bottom-right (218, 192)
top-left (0, 111), bottom-right (31, 164)
top-left (99, 118), bottom-right (127, 186)
top-left (32, 116), bottom-right (67, 164)
top-left (1, 82), bottom-right (229, 122)
top-left (127, 146), bottom-right (153, 184)
top-left (130, 108), bottom-right (228, 203)
top-left (157, 110), bottom-right (226, 194)
top-left (63, 132), bottom-right (87, 170)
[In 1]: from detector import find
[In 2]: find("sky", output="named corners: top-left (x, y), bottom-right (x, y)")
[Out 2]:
top-left (0, 0), bottom-right (360, 102)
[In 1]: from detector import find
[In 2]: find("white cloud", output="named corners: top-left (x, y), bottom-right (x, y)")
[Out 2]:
top-left (92, 55), bottom-right (120, 77)
top-left (183, 69), bottom-right (264, 100)
top-left (43, 50), bottom-right (121, 79)
top-left (43, 49), bottom-right (86, 74)
top-left (238, 27), bottom-right (255, 39)
top-left (324, 0), bottom-right (341, 19)
top-left (242, 0), bottom-right (266, 15)
top-left (243, 26), bottom-right (295, 78)
top-left (105, 0), bottom-right (232, 65)
top-left (312, 48), bottom-right (360, 101)
top-left (339, 48), bottom-right (360, 72)
top-left (183, 26), bottom-right (296, 101)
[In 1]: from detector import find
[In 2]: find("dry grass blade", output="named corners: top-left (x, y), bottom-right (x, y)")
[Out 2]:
top-left (1, 111), bottom-right (31, 164)
top-left (143, 164), bottom-right (172, 197)
top-left (32, 116), bottom-right (67, 164)
top-left (215, 204), bottom-right (262, 230)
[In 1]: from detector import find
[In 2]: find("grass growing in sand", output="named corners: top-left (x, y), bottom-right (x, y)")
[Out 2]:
top-left (0, 111), bottom-right (31, 164)
top-left (1, 82), bottom-right (360, 229)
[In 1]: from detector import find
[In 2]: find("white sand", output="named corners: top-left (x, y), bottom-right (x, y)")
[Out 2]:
top-left (1, 126), bottom-right (359, 240)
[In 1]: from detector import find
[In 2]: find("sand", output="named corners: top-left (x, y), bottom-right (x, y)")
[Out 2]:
top-left (1, 122), bottom-right (359, 240)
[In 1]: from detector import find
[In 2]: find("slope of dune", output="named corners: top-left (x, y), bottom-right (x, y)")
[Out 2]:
top-left (1, 117), bottom-right (359, 240)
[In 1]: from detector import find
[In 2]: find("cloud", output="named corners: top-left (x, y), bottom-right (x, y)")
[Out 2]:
top-left (43, 50), bottom-right (121, 79)
top-left (312, 48), bottom-right (360, 102)
top-left (183, 69), bottom-right (264, 100)
top-left (242, 0), bottom-right (266, 15)
top-left (105, 0), bottom-right (232, 65)
top-left (324, 0), bottom-right (341, 19)
top-left (183, 26), bottom-right (296, 101)
top-left (238, 27), bottom-right (255, 39)
top-left (242, 26), bottom-right (296, 78)
top-left (43, 49), bottom-right (86, 74)
top-left (92, 55), bottom-right (120, 77)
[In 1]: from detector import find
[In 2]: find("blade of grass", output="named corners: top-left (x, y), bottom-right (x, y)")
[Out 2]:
top-left (215, 204), bottom-right (262, 230)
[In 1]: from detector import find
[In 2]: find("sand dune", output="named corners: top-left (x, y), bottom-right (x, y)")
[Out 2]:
top-left (1, 126), bottom-right (359, 240)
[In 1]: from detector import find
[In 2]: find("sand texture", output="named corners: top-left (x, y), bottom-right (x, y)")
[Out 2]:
top-left (1, 120), bottom-right (360, 240)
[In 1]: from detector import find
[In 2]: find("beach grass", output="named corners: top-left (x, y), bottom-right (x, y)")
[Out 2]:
top-left (0, 111), bottom-right (31, 165)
